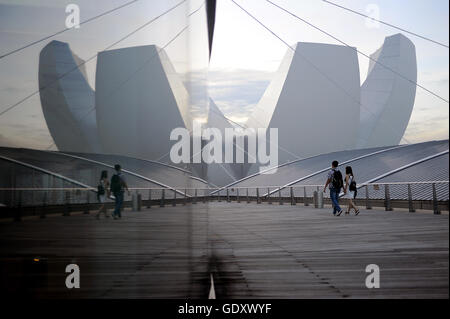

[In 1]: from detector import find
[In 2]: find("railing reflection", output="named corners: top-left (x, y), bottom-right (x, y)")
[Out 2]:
top-left (0, 181), bottom-right (448, 220)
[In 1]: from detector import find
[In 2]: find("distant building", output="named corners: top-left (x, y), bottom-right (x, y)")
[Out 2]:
top-left (38, 34), bottom-right (418, 186)
top-left (204, 98), bottom-right (252, 186)
top-left (95, 45), bottom-right (192, 161)
top-left (245, 34), bottom-right (417, 166)
top-left (39, 43), bottom-right (192, 161)
top-left (357, 33), bottom-right (417, 148)
top-left (39, 40), bottom-right (100, 153)
top-left (246, 42), bottom-right (361, 164)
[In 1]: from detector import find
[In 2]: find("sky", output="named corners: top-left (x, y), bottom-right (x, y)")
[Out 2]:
top-left (0, 0), bottom-right (448, 149)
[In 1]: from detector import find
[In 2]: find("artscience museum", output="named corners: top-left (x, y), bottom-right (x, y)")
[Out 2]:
top-left (36, 33), bottom-right (419, 186)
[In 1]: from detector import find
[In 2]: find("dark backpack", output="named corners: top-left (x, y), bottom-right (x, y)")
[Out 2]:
top-left (349, 178), bottom-right (357, 192)
top-left (97, 181), bottom-right (105, 196)
top-left (110, 174), bottom-right (122, 193)
top-left (332, 170), bottom-right (343, 189)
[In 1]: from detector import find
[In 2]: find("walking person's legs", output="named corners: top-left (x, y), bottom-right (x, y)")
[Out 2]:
top-left (330, 189), bottom-right (336, 214)
top-left (350, 198), bottom-right (360, 215)
top-left (113, 193), bottom-right (120, 219)
top-left (348, 199), bottom-right (354, 212)
top-left (330, 189), bottom-right (342, 215)
top-left (101, 204), bottom-right (109, 217)
top-left (96, 204), bottom-right (105, 219)
top-left (336, 190), bottom-right (342, 215)
top-left (346, 200), bottom-right (351, 214)
top-left (116, 192), bottom-right (124, 219)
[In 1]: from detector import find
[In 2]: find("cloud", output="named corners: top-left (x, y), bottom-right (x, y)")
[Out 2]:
top-left (183, 69), bottom-right (272, 122)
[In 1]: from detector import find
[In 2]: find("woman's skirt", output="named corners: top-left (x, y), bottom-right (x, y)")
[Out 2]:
top-left (98, 194), bottom-right (107, 203)
top-left (345, 190), bottom-right (356, 200)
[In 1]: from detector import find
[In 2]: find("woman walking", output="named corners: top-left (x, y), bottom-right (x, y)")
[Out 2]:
top-left (96, 170), bottom-right (110, 219)
top-left (343, 166), bottom-right (360, 216)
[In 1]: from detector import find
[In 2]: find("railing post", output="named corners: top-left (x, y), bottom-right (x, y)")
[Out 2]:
top-left (11, 165), bottom-right (15, 208)
top-left (256, 188), bottom-right (260, 204)
top-left (218, 189), bottom-right (222, 202)
top-left (173, 189), bottom-right (177, 207)
top-left (203, 189), bottom-right (206, 203)
top-left (147, 189), bottom-right (152, 208)
top-left (132, 191), bottom-right (137, 211)
top-left (193, 189), bottom-right (197, 204)
top-left (40, 191), bottom-right (47, 219)
top-left (303, 187), bottom-right (308, 206)
top-left (246, 188), bottom-right (250, 203)
top-left (184, 189), bottom-right (187, 206)
top-left (84, 191), bottom-right (90, 214)
top-left (279, 187), bottom-right (283, 205)
top-left (31, 170), bottom-right (35, 207)
top-left (290, 187), bottom-right (295, 205)
top-left (432, 183), bottom-right (441, 215)
top-left (160, 189), bottom-right (165, 207)
top-left (313, 190), bottom-right (318, 208)
top-left (384, 185), bottom-right (392, 211)
top-left (268, 187), bottom-right (272, 204)
top-left (318, 191), bottom-right (324, 209)
top-left (226, 188), bottom-right (230, 202)
top-left (30, 189), bottom-right (37, 217)
top-left (316, 187), bottom-right (320, 208)
top-left (59, 181), bottom-right (63, 207)
top-left (407, 184), bottom-right (415, 213)
top-left (137, 192), bottom-right (142, 211)
top-left (365, 185), bottom-right (372, 210)
top-left (14, 190), bottom-right (22, 222)
top-left (63, 190), bottom-right (70, 216)
top-left (237, 188), bottom-right (240, 203)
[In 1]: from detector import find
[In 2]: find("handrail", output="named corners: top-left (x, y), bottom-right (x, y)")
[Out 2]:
top-left (0, 155), bottom-right (95, 191)
top-left (71, 152), bottom-right (210, 185)
top-left (45, 151), bottom-right (191, 197)
top-left (263, 145), bottom-right (409, 197)
top-left (210, 144), bottom-right (407, 196)
top-left (1, 181), bottom-right (447, 192)
top-left (2, 182), bottom-right (447, 219)
top-left (358, 150), bottom-right (449, 187)
top-left (209, 148), bottom-right (345, 193)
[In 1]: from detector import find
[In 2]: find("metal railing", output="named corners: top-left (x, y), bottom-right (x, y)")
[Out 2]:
top-left (0, 181), bottom-right (448, 221)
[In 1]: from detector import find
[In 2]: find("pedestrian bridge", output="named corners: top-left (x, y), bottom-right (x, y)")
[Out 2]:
top-left (0, 201), bottom-right (448, 299)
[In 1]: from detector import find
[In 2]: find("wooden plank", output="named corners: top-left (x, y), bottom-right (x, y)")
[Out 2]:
top-left (0, 202), bottom-right (447, 298)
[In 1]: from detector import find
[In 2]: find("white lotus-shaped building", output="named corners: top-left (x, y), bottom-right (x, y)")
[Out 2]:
top-left (357, 34), bottom-right (417, 148)
top-left (38, 33), bottom-right (417, 184)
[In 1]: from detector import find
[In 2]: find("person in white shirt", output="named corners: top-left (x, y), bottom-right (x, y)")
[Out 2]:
top-left (343, 166), bottom-right (360, 215)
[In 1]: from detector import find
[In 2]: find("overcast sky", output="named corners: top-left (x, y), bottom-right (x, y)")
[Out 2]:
top-left (0, 0), bottom-right (448, 149)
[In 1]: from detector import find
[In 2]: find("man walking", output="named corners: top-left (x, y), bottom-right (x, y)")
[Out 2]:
top-left (110, 164), bottom-right (129, 219)
top-left (324, 160), bottom-right (344, 216)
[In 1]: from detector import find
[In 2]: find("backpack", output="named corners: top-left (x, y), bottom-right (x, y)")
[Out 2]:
top-left (97, 180), bottom-right (105, 196)
top-left (110, 174), bottom-right (123, 193)
top-left (349, 178), bottom-right (357, 192)
top-left (332, 170), bottom-right (343, 189)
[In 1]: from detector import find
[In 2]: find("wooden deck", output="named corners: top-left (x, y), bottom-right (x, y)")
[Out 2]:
top-left (0, 202), bottom-right (448, 298)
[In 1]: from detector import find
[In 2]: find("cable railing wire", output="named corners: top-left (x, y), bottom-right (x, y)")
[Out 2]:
top-left (43, 1), bottom-right (205, 152)
top-left (229, 0), bottom-right (413, 145)
top-left (266, 0), bottom-right (449, 104)
top-left (0, 0), bottom-right (145, 60)
top-left (0, 0), bottom-right (189, 118)
top-left (321, 0), bottom-right (449, 49)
